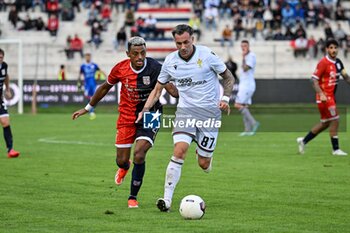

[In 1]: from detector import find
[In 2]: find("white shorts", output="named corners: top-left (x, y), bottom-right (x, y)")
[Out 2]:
top-left (173, 130), bottom-right (219, 158)
top-left (235, 87), bottom-right (255, 105)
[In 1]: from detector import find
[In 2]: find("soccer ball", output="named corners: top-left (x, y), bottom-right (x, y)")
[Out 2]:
top-left (179, 195), bottom-right (206, 220)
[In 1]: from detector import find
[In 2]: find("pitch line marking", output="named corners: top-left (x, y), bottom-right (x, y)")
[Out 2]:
top-left (38, 137), bottom-right (110, 146)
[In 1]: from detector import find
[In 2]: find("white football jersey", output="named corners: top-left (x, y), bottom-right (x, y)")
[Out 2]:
top-left (239, 51), bottom-right (256, 90)
top-left (158, 45), bottom-right (226, 110)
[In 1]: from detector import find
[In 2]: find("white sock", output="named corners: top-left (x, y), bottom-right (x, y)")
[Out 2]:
top-left (164, 156), bottom-right (184, 205)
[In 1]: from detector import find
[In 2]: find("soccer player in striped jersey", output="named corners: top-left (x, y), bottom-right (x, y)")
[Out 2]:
top-left (297, 39), bottom-right (350, 156)
top-left (136, 24), bottom-right (235, 212)
top-left (72, 37), bottom-right (178, 208)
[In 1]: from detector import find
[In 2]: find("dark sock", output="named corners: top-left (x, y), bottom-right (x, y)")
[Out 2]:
top-left (129, 162), bottom-right (145, 200)
top-left (116, 159), bottom-right (130, 170)
top-left (303, 131), bottom-right (316, 144)
top-left (331, 136), bottom-right (339, 151)
top-left (3, 126), bottom-right (13, 152)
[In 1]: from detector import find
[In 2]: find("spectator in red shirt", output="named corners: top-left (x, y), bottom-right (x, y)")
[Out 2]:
top-left (46, 0), bottom-right (60, 16)
top-left (70, 34), bottom-right (84, 58)
top-left (47, 14), bottom-right (59, 36)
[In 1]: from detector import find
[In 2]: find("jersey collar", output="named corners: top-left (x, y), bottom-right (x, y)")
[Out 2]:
top-left (178, 45), bottom-right (196, 62)
top-left (130, 58), bottom-right (147, 74)
top-left (325, 55), bottom-right (336, 63)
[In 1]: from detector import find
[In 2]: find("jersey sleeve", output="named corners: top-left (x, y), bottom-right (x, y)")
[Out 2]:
top-left (107, 64), bottom-right (120, 85)
top-left (79, 64), bottom-right (84, 74)
top-left (94, 63), bottom-right (100, 71)
top-left (157, 59), bottom-right (171, 84)
top-left (312, 60), bottom-right (326, 80)
top-left (245, 53), bottom-right (256, 70)
top-left (208, 51), bottom-right (227, 74)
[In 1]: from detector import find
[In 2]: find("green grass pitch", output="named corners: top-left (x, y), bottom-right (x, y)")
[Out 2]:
top-left (0, 106), bottom-right (350, 233)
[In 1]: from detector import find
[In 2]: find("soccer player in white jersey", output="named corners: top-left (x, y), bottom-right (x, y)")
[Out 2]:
top-left (234, 40), bottom-right (259, 136)
top-left (136, 24), bottom-right (235, 212)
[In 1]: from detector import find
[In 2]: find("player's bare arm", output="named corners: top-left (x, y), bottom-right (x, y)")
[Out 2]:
top-left (4, 74), bottom-right (11, 99)
top-left (311, 78), bottom-right (327, 102)
top-left (341, 69), bottom-right (350, 85)
top-left (164, 82), bottom-right (179, 98)
top-left (219, 69), bottom-right (235, 112)
top-left (72, 82), bottom-right (113, 120)
top-left (135, 82), bottom-right (165, 123)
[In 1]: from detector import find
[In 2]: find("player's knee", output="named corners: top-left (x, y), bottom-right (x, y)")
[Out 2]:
top-left (133, 149), bottom-right (146, 164)
top-left (116, 156), bottom-right (129, 168)
top-left (173, 146), bottom-right (187, 159)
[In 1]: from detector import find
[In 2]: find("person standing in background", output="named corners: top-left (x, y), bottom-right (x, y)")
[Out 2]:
top-left (0, 49), bottom-right (20, 158)
top-left (234, 40), bottom-right (259, 136)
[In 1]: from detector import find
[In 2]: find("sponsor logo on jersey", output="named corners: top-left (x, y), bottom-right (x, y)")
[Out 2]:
top-left (197, 59), bottom-right (202, 68)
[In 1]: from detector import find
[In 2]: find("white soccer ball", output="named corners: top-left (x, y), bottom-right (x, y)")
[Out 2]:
top-left (179, 195), bottom-right (206, 220)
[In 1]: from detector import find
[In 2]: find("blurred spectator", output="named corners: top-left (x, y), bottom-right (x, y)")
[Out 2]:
top-left (58, 65), bottom-right (66, 80)
top-left (221, 24), bottom-right (233, 47)
top-left (317, 4), bottom-right (330, 26)
top-left (18, 14), bottom-right (34, 30)
top-left (167, 0), bottom-right (177, 8)
top-left (273, 27), bottom-right (286, 40)
top-left (284, 26), bottom-right (295, 40)
top-left (61, 0), bottom-right (75, 21)
top-left (34, 16), bottom-right (45, 30)
top-left (263, 6), bottom-right (274, 29)
top-left (263, 28), bottom-right (274, 40)
top-left (243, 13), bottom-right (256, 39)
top-left (8, 5), bottom-right (18, 29)
top-left (204, 5), bottom-right (218, 31)
top-left (271, 4), bottom-right (282, 28)
top-left (294, 4), bottom-right (306, 26)
top-left (46, 0), bottom-right (60, 16)
top-left (114, 26), bottom-right (127, 50)
top-left (47, 14), bottom-right (59, 36)
top-left (282, 4), bottom-right (296, 28)
top-left (293, 35), bottom-right (308, 58)
top-left (32, 0), bottom-right (45, 12)
top-left (294, 23), bottom-right (307, 39)
top-left (144, 14), bottom-right (157, 38)
top-left (112, 0), bottom-right (126, 13)
top-left (333, 23), bottom-right (347, 48)
top-left (324, 22), bottom-right (334, 40)
top-left (70, 34), bottom-right (84, 58)
top-left (344, 35), bottom-right (350, 58)
top-left (188, 14), bottom-right (201, 41)
top-left (89, 22), bottom-right (103, 48)
top-left (193, 0), bottom-right (204, 19)
top-left (233, 13), bottom-right (243, 41)
top-left (101, 4), bottom-right (112, 27)
top-left (65, 35), bottom-right (73, 59)
top-left (124, 8), bottom-right (135, 26)
top-left (305, 2), bottom-right (318, 28)
top-left (307, 35), bottom-right (318, 58)
top-left (218, 0), bottom-right (231, 20)
top-left (335, 5), bottom-right (346, 20)
top-left (135, 16), bottom-right (145, 35)
top-left (126, 0), bottom-right (138, 11)
top-left (0, 0), bottom-right (6, 11)
top-left (72, 0), bottom-right (81, 13)
top-left (87, 4), bottom-right (99, 26)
